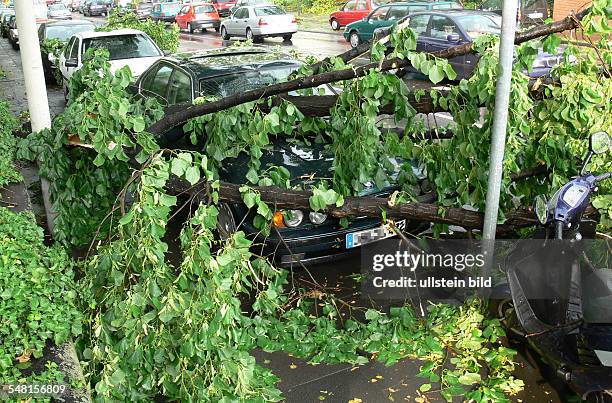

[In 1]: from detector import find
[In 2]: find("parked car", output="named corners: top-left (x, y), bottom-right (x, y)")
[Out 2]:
top-left (7, 15), bottom-right (18, 50)
top-left (131, 47), bottom-right (415, 266)
top-left (79, 0), bottom-right (92, 13)
top-left (220, 5), bottom-right (297, 42)
top-left (479, 0), bottom-right (548, 26)
top-left (175, 2), bottom-right (220, 33)
top-left (59, 29), bottom-right (164, 101)
top-left (38, 19), bottom-right (95, 82)
top-left (83, 0), bottom-right (112, 16)
top-left (343, 0), bottom-right (461, 48)
top-left (395, 10), bottom-right (564, 79)
top-left (329, 0), bottom-right (386, 31)
top-left (210, 0), bottom-right (236, 17)
top-left (47, 3), bottom-right (72, 18)
top-left (70, 0), bottom-right (80, 11)
top-left (134, 2), bottom-right (154, 19)
top-left (150, 1), bottom-right (182, 22)
top-left (0, 10), bottom-right (14, 38)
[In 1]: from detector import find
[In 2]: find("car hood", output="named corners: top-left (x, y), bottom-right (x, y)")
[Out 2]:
top-left (218, 137), bottom-right (419, 196)
top-left (109, 56), bottom-right (162, 77)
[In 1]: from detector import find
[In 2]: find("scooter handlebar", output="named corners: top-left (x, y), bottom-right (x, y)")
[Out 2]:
top-left (595, 172), bottom-right (612, 183)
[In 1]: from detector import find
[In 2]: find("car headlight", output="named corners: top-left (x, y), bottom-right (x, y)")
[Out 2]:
top-left (283, 210), bottom-right (303, 227)
top-left (309, 211), bottom-right (327, 225)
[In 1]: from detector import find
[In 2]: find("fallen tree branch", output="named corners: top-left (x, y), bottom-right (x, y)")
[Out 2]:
top-left (147, 9), bottom-right (589, 137)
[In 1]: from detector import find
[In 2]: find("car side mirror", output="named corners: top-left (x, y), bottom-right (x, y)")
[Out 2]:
top-left (65, 59), bottom-right (78, 68)
top-left (163, 50), bottom-right (171, 56)
top-left (447, 33), bottom-right (460, 42)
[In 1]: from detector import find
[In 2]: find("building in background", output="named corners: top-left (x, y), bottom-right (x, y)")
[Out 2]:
top-left (553, 0), bottom-right (591, 20)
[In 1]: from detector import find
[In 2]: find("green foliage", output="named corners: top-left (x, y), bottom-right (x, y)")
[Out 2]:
top-left (306, 0), bottom-right (338, 14)
top-left (0, 207), bottom-right (81, 380)
top-left (18, 49), bottom-right (164, 246)
top-left (102, 10), bottom-right (180, 53)
top-left (40, 38), bottom-right (65, 83)
top-left (0, 100), bottom-right (21, 188)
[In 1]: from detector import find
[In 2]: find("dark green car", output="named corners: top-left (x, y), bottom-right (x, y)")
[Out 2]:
top-left (343, 0), bottom-right (461, 48)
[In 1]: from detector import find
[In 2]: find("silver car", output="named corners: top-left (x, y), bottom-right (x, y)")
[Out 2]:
top-left (48, 3), bottom-right (72, 19)
top-left (220, 4), bottom-right (297, 42)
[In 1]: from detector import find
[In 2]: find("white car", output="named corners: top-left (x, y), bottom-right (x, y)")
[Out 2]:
top-left (220, 5), bottom-right (297, 43)
top-left (59, 29), bottom-right (164, 101)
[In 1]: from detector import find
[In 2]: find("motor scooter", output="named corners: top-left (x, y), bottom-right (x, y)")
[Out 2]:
top-left (503, 131), bottom-right (612, 401)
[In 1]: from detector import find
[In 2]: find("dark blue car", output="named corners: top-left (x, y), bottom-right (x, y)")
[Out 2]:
top-left (392, 10), bottom-right (563, 80)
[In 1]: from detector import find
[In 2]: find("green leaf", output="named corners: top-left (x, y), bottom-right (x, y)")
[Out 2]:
top-left (458, 372), bottom-right (481, 385)
top-left (185, 166), bottom-right (200, 185)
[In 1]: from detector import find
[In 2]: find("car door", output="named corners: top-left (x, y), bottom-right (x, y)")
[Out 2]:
top-left (226, 7), bottom-right (241, 34)
top-left (407, 13), bottom-right (430, 53)
top-left (60, 36), bottom-right (80, 83)
top-left (236, 7), bottom-right (250, 35)
top-left (337, 0), bottom-right (356, 26)
top-left (362, 5), bottom-right (389, 41)
top-left (425, 15), bottom-right (469, 79)
top-left (176, 5), bottom-right (189, 28)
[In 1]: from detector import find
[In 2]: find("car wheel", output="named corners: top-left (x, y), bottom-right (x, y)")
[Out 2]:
top-left (349, 31), bottom-right (360, 48)
top-left (188, 23), bottom-right (194, 33)
top-left (221, 26), bottom-right (230, 40)
top-left (282, 34), bottom-right (292, 41)
top-left (246, 27), bottom-right (253, 41)
top-left (330, 18), bottom-right (339, 30)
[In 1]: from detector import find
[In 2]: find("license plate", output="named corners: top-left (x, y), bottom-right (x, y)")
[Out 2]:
top-left (200, 23), bottom-right (213, 28)
top-left (346, 220), bottom-right (406, 249)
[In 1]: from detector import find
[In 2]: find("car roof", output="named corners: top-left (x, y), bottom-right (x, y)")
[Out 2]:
top-left (382, 1), bottom-right (459, 5)
top-left (408, 9), bottom-right (499, 17)
top-left (45, 19), bottom-right (95, 26)
top-left (165, 47), bottom-right (301, 78)
top-left (75, 28), bottom-right (146, 39)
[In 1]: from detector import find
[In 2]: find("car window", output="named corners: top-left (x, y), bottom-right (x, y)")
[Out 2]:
top-left (233, 7), bottom-right (246, 18)
top-left (141, 64), bottom-right (173, 101)
top-left (195, 4), bottom-right (215, 13)
top-left (65, 37), bottom-right (76, 57)
top-left (343, 0), bottom-right (356, 11)
top-left (429, 15), bottom-right (460, 40)
top-left (368, 6), bottom-right (388, 21)
top-left (153, 4), bottom-right (160, 12)
top-left (82, 34), bottom-right (161, 61)
top-left (200, 65), bottom-right (298, 98)
top-left (408, 14), bottom-right (429, 35)
top-left (432, 2), bottom-right (461, 9)
top-left (46, 24), bottom-right (94, 42)
top-left (454, 14), bottom-right (501, 39)
top-left (179, 5), bottom-right (190, 14)
top-left (254, 6), bottom-right (284, 16)
top-left (167, 69), bottom-right (192, 105)
top-left (356, 0), bottom-right (366, 10)
top-left (68, 38), bottom-right (80, 60)
top-left (408, 5), bottom-right (427, 12)
top-left (387, 6), bottom-right (409, 21)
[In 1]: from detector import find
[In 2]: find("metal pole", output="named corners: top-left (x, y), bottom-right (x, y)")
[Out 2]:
top-left (14, 0), bottom-right (51, 132)
top-left (482, 0), bottom-right (519, 241)
top-left (14, 0), bottom-right (55, 233)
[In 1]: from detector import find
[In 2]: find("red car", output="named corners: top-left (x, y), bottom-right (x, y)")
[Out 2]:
top-left (329, 0), bottom-right (385, 30)
top-left (176, 3), bottom-right (221, 33)
top-left (210, 0), bottom-right (236, 17)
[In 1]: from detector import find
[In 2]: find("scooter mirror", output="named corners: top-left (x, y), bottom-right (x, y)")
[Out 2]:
top-left (590, 131), bottom-right (611, 155)
top-left (534, 195), bottom-right (548, 224)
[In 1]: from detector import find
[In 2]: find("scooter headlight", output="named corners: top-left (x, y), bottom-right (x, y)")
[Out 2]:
top-left (309, 211), bottom-right (327, 225)
top-left (283, 210), bottom-right (303, 227)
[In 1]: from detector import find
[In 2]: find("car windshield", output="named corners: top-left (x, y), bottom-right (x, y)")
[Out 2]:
top-left (49, 4), bottom-right (68, 10)
top-left (200, 65), bottom-right (298, 98)
top-left (432, 2), bottom-right (462, 9)
top-left (83, 34), bottom-right (161, 60)
top-left (46, 24), bottom-right (94, 41)
top-left (254, 5), bottom-right (284, 15)
top-left (455, 14), bottom-right (501, 39)
top-left (138, 3), bottom-right (152, 9)
top-left (195, 4), bottom-right (215, 13)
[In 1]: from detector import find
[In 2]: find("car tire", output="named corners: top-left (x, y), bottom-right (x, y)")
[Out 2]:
top-left (330, 18), bottom-right (339, 30)
top-left (188, 23), bottom-right (194, 33)
top-left (282, 34), bottom-right (292, 41)
top-left (221, 26), bottom-right (230, 40)
top-left (349, 30), bottom-right (360, 48)
top-left (246, 27), bottom-right (253, 41)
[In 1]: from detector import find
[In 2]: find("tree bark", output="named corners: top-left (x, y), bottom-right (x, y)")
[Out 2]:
top-left (147, 9), bottom-right (589, 137)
